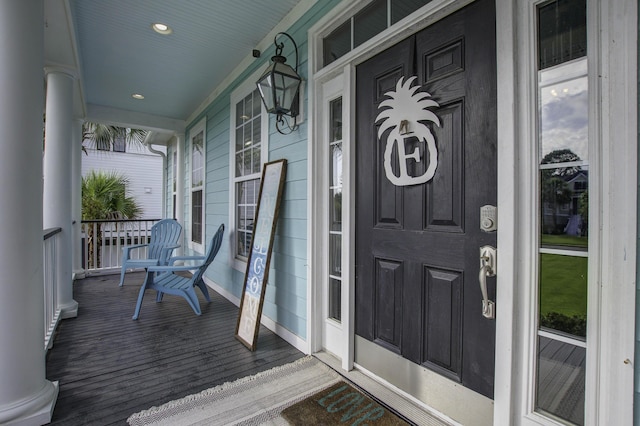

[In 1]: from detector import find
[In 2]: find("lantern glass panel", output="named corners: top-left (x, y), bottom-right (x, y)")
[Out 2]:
top-left (257, 61), bottom-right (300, 115)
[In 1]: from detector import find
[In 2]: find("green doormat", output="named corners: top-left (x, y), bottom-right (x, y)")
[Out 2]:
top-left (281, 381), bottom-right (410, 425)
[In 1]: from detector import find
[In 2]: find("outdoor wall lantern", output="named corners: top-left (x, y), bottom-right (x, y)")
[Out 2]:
top-left (256, 32), bottom-right (302, 134)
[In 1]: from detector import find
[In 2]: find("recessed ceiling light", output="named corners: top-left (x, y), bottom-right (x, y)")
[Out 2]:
top-left (132, 93), bottom-right (145, 100)
top-left (152, 23), bottom-right (173, 35)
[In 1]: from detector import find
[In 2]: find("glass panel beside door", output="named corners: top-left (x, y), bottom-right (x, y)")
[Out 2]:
top-left (535, 0), bottom-right (587, 424)
top-left (328, 97), bottom-right (343, 322)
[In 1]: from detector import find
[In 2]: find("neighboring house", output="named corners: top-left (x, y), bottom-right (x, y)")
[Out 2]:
top-left (1, 1), bottom-right (636, 426)
top-left (542, 170), bottom-right (589, 237)
top-left (82, 140), bottom-right (166, 219)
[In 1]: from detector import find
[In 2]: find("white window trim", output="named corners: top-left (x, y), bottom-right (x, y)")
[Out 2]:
top-left (188, 117), bottom-right (206, 253)
top-left (229, 66), bottom-right (269, 272)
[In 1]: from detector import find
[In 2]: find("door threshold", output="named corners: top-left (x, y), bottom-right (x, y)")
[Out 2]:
top-left (314, 351), bottom-right (458, 426)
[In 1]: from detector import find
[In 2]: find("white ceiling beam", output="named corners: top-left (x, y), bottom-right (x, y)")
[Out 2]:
top-left (86, 103), bottom-right (185, 134)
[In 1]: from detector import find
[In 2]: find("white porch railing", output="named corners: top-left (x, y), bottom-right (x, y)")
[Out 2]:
top-left (81, 219), bottom-right (162, 275)
top-left (43, 227), bottom-right (62, 351)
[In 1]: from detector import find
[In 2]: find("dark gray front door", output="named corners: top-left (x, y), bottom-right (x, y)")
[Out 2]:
top-left (355, 0), bottom-right (497, 398)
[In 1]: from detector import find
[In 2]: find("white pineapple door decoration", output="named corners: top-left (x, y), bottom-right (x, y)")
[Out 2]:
top-left (375, 76), bottom-right (441, 186)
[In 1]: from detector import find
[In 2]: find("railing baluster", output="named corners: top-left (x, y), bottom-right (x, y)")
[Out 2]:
top-left (79, 219), bottom-right (162, 275)
top-left (43, 228), bottom-right (61, 351)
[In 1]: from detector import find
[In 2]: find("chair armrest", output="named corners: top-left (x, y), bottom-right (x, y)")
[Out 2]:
top-left (122, 244), bottom-right (149, 259)
top-left (146, 263), bottom-right (203, 273)
top-left (168, 255), bottom-right (206, 265)
top-left (158, 244), bottom-right (181, 265)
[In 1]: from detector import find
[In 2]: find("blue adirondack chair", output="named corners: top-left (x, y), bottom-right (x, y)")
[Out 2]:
top-left (119, 218), bottom-right (182, 286)
top-left (132, 224), bottom-right (225, 320)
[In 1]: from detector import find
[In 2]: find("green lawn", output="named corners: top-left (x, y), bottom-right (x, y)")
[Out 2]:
top-left (541, 234), bottom-right (588, 248)
top-left (539, 253), bottom-right (588, 317)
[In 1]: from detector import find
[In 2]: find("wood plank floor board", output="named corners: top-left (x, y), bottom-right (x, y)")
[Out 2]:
top-left (46, 272), bottom-right (304, 425)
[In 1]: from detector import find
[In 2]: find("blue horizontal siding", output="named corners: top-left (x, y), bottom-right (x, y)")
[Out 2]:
top-left (187, 0), bottom-right (343, 342)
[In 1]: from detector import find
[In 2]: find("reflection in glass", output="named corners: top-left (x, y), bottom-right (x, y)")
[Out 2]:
top-left (536, 336), bottom-right (585, 425)
top-left (537, 0), bottom-right (586, 70)
top-left (191, 190), bottom-right (203, 244)
top-left (234, 89), bottom-right (263, 260)
top-left (539, 253), bottom-right (587, 338)
top-left (235, 88), bottom-right (262, 178)
top-left (235, 126), bottom-right (244, 151)
top-left (323, 20), bottom-right (350, 66)
top-left (243, 93), bottom-right (252, 121)
top-left (391, 0), bottom-right (432, 24)
top-left (328, 95), bottom-right (343, 324)
top-left (252, 147), bottom-right (261, 175)
top-left (172, 152), bottom-right (177, 192)
top-left (540, 167), bottom-right (588, 247)
top-left (354, 0), bottom-right (386, 48)
top-left (252, 118), bottom-right (261, 147)
top-left (243, 150), bottom-right (252, 176)
top-left (330, 189), bottom-right (342, 232)
top-left (539, 61), bottom-right (588, 162)
top-left (329, 278), bottom-right (342, 321)
top-left (191, 132), bottom-right (203, 187)
top-left (252, 89), bottom-right (262, 117)
top-left (236, 101), bottom-right (244, 126)
top-left (330, 98), bottom-right (342, 142)
top-left (329, 234), bottom-right (342, 276)
top-left (536, 2), bottom-right (587, 423)
top-left (236, 179), bottom-right (259, 259)
top-left (331, 145), bottom-right (343, 188)
top-left (322, 0), bottom-right (434, 67)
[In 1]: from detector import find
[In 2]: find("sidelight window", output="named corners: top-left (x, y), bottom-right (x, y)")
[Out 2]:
top-left (328, 98), bottom-right (343, 321)
top-left (535, 0), bottom-right (587, 424)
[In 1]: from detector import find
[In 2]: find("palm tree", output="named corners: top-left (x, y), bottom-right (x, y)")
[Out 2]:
top-left (82, 171), bottom-right (141, 268)
top-left (82, 122), bottom-right (147, 152)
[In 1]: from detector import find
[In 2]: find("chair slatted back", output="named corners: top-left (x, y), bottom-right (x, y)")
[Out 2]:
top-left (147, 219), bottom-right (182, 263)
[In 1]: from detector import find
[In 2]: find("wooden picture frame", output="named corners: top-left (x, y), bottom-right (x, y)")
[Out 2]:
top-left (235, 159), bottom-right (287, 350)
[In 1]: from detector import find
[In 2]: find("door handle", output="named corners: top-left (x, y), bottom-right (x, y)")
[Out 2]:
top-left (479, 246), bottom-right (496, 319)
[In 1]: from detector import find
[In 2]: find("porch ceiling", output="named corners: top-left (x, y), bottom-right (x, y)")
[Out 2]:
top-left (44, 0), bottom-right (307, 136)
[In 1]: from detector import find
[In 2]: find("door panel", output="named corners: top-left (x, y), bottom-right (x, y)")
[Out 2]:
top-left (355, 0), bottom-right (497, 401)
top-left (374, 258), bottom-right (403, 352)
top-left (424, 266), bottom-right (462, 381)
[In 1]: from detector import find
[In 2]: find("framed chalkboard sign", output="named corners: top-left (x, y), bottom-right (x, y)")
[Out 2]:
top-left (235, 159), bottom-right (287, 350)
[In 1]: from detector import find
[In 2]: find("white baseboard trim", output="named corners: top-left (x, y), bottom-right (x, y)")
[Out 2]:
top-left (204, 277), bottom-right (309, 354)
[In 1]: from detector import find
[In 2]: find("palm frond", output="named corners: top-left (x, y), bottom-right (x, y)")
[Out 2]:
top-left (82, 122), bottom-right (148, 151)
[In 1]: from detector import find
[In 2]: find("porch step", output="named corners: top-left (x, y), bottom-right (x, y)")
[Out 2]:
top-left (314, 351), bottom-right (456, 426)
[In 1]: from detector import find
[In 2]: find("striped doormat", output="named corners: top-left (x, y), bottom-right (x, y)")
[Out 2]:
top-left (127, 356), bottom-right (342, 426)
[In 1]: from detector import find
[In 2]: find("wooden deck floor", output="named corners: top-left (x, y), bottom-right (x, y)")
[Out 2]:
top-left (46, 272), bottom-right (304, 425)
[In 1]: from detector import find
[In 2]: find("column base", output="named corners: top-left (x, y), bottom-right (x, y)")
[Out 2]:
top-left (60, 299), bottom-right (79, 319)
top-left (0, 380), bottom-right (59, 426)
top-left (72, 269), bottom-right (85, 280)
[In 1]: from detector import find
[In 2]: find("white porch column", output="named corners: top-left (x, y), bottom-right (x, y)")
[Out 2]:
top-left (43, 67), bottom-right (78, 319)
top-left (0, 1), bottom-right (59, 424)
top-left (71, 119), bottom-right (85, 279)
top-left (175, 133), bottom-right (185, 256)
